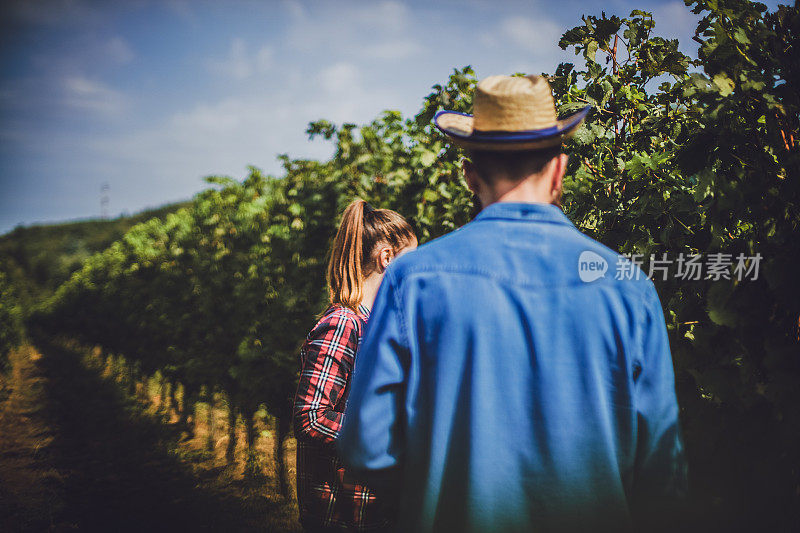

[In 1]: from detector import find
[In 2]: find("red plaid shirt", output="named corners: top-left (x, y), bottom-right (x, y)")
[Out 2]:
top-left (293, 304), bottom-right (391, 531)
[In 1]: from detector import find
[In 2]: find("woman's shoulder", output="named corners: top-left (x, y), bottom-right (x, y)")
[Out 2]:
top-left (309, 304), bottom-right (364, 337)
top-left (321, 303), bottom-right (361, 322)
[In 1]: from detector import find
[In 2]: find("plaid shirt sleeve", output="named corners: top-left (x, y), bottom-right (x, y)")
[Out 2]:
top-left (293, 308), bottom-right (362, 445)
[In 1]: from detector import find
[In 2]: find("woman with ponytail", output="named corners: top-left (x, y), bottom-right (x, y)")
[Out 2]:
top-left (293, 199), bottom-right (416, 532)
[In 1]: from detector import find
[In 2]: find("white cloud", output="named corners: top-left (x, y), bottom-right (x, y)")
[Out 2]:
top-left (284, 0), bottom-right (414, 57)
top-left (256, 46), bottom-right (274, 70)
top-left (84, 71), bottom-right (402, 199)
top-left (26, 35), bottom-right (137, 83)
top-left (362, 39), bottom-right (423, 60)
top-left (62, 76), bottom-right (127, 116)
top-left (353, 0), bottom-right (410, 31)
top-left (207, 38), bottom-right (273, 80)
top-left (498, 16), bottom-right (564, 55)
top-left (471, 14), bottom-right (573, 74)
top-left (104, 37), bottom-right (135, 65)
top-left (165, 0), bottom-right (196, 23)
top-left (212, 38), bottom-right (250, 80)
top-left (81, 56), bottom-right (408, 211)
top-left (318, 62), bottom-right (361, 94)
top-left (479, 33), bottom-right (498, 48)
top-left (282, 0), bottom-right (306, 20)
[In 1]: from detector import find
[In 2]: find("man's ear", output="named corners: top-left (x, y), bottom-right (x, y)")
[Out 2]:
top-left (462, 159), bottom-right (481, 197)
top-left (550, 153), bottom-right (568, 204)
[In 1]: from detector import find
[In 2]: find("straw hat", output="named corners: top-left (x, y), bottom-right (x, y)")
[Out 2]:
top-left (433, 74), bottom-right (591, 151)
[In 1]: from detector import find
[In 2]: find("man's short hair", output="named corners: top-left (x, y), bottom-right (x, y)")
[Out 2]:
top-left (467, 146), bottom-right (561, 183)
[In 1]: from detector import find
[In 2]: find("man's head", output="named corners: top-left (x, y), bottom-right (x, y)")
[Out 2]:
top-left (432, 74), bottom-right (591, 209)
top-left (462, 146), bottom-right (568, 208)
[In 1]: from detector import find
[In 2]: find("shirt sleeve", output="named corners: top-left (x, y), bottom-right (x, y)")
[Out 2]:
top-left (631, 283), bottom-right (688, 518)
top-left (338, 268), bottom-right (409, 473)
top-left (293, 311), bottom-right (360, 445)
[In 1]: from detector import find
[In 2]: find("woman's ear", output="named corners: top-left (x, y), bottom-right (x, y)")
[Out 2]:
top-left (377, 246), bottom-right (394, 272)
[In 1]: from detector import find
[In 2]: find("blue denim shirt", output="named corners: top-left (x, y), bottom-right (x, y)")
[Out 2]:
top-left (338, 202), bottom-right (686, 533)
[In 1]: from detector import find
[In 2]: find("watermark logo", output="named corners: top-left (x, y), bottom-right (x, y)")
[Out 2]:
top-left (578, 251), bottom-right (608, 282)
top-left (577, 251), bottom-right (763, 282)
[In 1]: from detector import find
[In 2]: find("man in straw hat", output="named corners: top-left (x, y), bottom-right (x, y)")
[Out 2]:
top-left (339, 74), bottom-right (686, 532)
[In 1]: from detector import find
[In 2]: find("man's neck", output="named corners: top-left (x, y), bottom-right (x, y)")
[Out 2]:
top-left (480, 174), bottom-right (555, 207)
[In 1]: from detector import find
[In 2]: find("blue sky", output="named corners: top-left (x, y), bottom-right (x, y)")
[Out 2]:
top-left (0, 0), bottom-right (784, 234)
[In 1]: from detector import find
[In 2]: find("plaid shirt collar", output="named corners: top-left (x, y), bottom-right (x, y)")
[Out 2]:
top-left (357, 303), bottom-right (370, 321)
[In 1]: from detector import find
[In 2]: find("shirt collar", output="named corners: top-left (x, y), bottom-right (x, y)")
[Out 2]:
top-left (473, 201), bottom-right (574, 227)
top-left (357, 303), bottom-right (371, 320)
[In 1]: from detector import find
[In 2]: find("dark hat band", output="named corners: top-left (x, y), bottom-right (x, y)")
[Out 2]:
top-left (434, 106), bottom-right (591, 145)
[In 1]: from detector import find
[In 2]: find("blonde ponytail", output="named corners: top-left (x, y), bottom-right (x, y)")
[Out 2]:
top-left (328, 200), bottom-right (367, 310)
top-left (327, 199), bottom-right (415, 312)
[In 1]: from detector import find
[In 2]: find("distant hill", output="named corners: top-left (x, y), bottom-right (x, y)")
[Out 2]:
top-left (0, 202), bottom-right (190, 309)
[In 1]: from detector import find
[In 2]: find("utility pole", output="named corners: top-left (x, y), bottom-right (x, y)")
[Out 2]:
top-left (101, 182), bottom-right (110, 219)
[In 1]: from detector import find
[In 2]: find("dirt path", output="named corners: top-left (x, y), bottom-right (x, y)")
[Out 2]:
top-left (0, 342), bottom-right (299, 532)
top-left (0, 345), bottom-right (63, 531)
